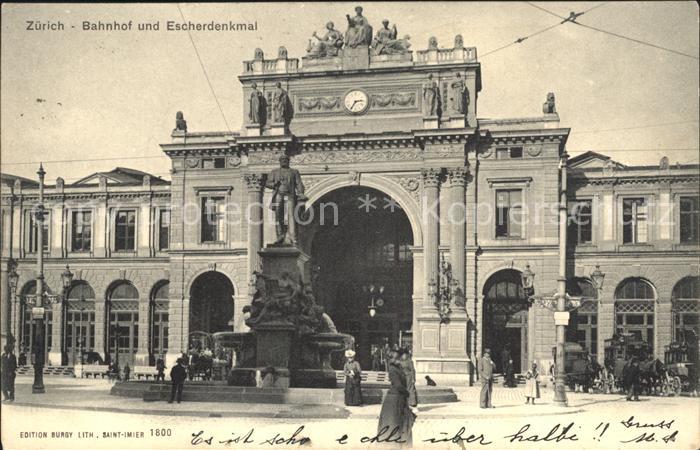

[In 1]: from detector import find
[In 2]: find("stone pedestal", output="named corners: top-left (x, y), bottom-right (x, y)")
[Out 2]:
top-left (254, 322), bottom-right (295, 388)
top-left (259, 246), bottom-right (310, 283)
top-left (445, 116), bottom-right (467, 128)
top-left (423, 117), bottom-right (439, 129)
top-left (245, 124), bottom-right (262, 137)
top-left (342, 46), bottom-right (370, 70)
top-left (268, 123), bottom-right (287, 136)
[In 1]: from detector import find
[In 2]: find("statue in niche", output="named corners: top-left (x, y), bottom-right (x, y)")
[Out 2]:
top-left (174, 111), bottom-right (187, 132)
top-left (543, 92), bottom-right (556, 114)
top-left (371, 19), bottom-right (411, 55)
top-left (307, 21), bottom-right (344, 58)
top-left (449, 72), bottom-right (468, 115)
top-left (423, 74), bottom-right (440, 117)
top-left (265, 154), bottom-right (306, 245)
top-left (249, 82), bottom-right (265, 125)
top-left (273, 82), bottom-right (292, 125)
top-left (344, 6), bottom-right (373, 48)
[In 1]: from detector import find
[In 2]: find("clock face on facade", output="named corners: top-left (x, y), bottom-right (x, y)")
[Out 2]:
top-left (343, 90), bottom-right (370, 114)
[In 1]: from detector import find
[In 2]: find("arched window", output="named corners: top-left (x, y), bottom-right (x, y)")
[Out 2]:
top-left (107, 281), bottom-right (139, 367)
top-left (482, 269), bottom-right (529, 373)
top-left (672, 277), bottom-right (699, 341)
top-left (566, 278), bottom-right (598, 357)
top-left (19, 281), bottom-right (53, 357)
top-left (65, 281), bottom-right (96, 365)
top-left (151, 281), bottom-right (169, 359)
top-left (615, 278), bottom-right (655, 351)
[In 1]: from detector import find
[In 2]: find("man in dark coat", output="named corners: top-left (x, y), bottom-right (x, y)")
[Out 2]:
top-left (168, 358), bottom-right (187, 403)
top-left (155, 355), bottom-right (166, 381)
top-left (624, 357), bottom-right (641, 401)
top-left (500, 345), bottom-right (511, 375)
top-left (479, 349), bottom-right (495, 408)
top-left (1, 345), bottom-right (17, 402)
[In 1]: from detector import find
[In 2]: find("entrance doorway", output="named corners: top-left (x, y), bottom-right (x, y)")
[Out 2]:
top-left (189, 271), bottom-right (235, 341)
top-left (304, 186), bottom-right (414, 370)
top-left (482, 269), bottom-right (529, 373)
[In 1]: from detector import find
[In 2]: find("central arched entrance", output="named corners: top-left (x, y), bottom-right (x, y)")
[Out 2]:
top-left (303, 186), bottom-right (414, 370)
top-left (189, 272), bottom-right (235, 339)
top-left (482, 269), bottom-right (529, 373)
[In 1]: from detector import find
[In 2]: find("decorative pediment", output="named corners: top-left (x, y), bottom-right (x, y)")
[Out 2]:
top-left (568, 151), bottom-right (625, 170)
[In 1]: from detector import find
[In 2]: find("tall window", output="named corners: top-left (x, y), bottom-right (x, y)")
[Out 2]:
top-left (496, 190), bottom-right (522, 238)
top-left (623, 198), bottom-right (647, 244)
top-left (71, 211), bottom-right (92, 251)
top-left (680, 196), bottom-right (700, 244)
top-left (114, 210), bottom-right (136, 251)
top-left (108, 282), bottom-right (139, 367)
top-left (151, 282), bottom-right (170, 357)
top-left (672, 277), bottom-right (699, 341)
top-left (158, 209), bottom-right (170, 250)
top-left (19, 281), bottom-right (53, 356)
top-left (27, 210), bottom-right (49, 252)
top-left (201, 197), bottom-right (225, 242)
top-left (569, 200), bottom-right (593, 245)
top-left (566, 278), bottom-right (598, 357)
top-left (615, 278), bottom-right (655, 352)
top-left (65, 282), bottom-right (96, 365)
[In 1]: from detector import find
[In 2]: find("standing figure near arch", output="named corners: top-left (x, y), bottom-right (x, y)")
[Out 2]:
top-left (265, 155), bottom-right (306, 245)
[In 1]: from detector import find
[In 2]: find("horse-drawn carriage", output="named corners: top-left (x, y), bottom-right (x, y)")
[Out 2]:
top-left (664, 329), bottom-right (699, 396)
top-left (553, 342), bottom-right (605, 392)
top-left (604, 333), bottom-right (668, 395)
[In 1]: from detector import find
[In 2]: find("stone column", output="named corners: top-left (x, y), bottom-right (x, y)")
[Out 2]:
top-left (244, 174), bottom-right (265, 279)
top-left (0, 263), bottom-right (9, 349)
top-left (94, 300), bottom-right (106, 360)
top-left (447, 167), bottom-right (467, 312)
top-left (655, 299), bottom-right (672, 360)
top-left (135, 299), bottom-right (150, 365)
top-left (421, 168), bottom-right (441, 312)
top-left (597, 299), bottom-right (615, 364)
top-left (48, 301), bottom-right (63, 366)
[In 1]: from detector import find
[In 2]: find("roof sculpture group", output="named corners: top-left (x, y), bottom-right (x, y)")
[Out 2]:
top-left (306, 6), bottom-right (411, 58)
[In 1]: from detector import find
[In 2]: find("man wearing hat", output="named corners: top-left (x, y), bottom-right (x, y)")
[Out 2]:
top-left (168, 357), bottom-right (187, 404)
top-left (265, 155), bottom-right (306, 245)
top-left (478, 348), bottom-right (495, 408)
top-left (343, 349), bottom-right (363, 406)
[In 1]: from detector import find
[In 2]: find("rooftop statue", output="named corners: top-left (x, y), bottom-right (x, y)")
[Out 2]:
top-left (174, 111), bottom-right (187, 132)
top-left (543, 92), bottom-right (557, 114)
top-left (423, 74), bottom-right (440, 117)
top-left (273, 82), bottom-right (292, 125)
top-left (372, 19), bottom-right (411, 55)
top-left (345, 6), bottom-right (373, 48)
top-left (306, 21), bottom-right (344, 58)
top-left (449, 72), bottom-right (468, 115)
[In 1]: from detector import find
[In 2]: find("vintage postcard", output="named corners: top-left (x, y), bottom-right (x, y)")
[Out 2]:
top-left (1, 2), bottom-right (699, 449)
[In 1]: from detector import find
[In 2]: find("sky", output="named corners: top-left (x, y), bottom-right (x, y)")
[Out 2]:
top-left (1, 2), bottom-right (698, 183)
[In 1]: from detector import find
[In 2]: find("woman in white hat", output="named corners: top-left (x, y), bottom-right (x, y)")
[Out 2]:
top-left (343, 349), bottom-right (363, 406)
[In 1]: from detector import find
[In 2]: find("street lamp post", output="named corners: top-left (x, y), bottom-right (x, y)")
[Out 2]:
top-left (31, 164), bottom-right (47, 394)
top-left (60, 265), bottom-right (73, 366)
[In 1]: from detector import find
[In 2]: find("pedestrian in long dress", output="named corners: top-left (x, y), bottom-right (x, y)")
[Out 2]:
top-left (504, 358), bottom-right (517, 388)
top-left (1, 345), bottom-right (17, 402)
top-left (478, 349), bottom-right (495, 408)
top-left (155, 356), bottom-right (166, 381)
top-left (399, 348), bottom-right (418, 411)
top-left (343, 350), bottom-right (363, 406)
top-left (377, 350), bottom-right (415, 445)
top-left (525, 362), bottom-right (541, 404)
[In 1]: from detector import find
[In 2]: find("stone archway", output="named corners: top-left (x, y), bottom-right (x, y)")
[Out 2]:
top-left (188, 271), bottom-right (235, 341)
top-left (482, 269), bottom-right (529, 373)
top-left (300, 185), bottom-right (415, 370)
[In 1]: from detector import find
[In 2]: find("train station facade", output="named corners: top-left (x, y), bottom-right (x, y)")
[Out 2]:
top-left (1, 20), bottom-right (698, 379)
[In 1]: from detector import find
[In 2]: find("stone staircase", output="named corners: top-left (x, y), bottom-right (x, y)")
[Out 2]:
top-left (15, 366), bottom-right (75, 377)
